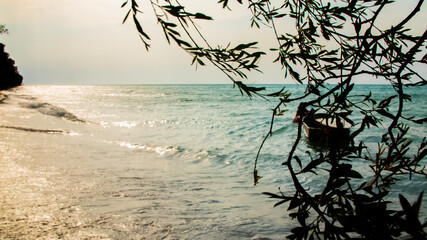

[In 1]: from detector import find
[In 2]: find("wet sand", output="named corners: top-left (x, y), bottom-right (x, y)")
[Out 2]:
top-left (0, 146), bottom-right (85, 239)
top-left (0, 93), bottom-right (108, 239)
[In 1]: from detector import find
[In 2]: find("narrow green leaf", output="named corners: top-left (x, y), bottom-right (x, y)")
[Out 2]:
top-left (263, 192), bottom-right (282, 199)
top-left (194, 13), bottom-right (213, 20)
top-left (321, 25), bottom-right (330, 40)
top-left (412, 191), bottom-right (424, 216)
top-left (196, 58), bottom-right (205, 66)
top-left (274, 199), bottom-right (289, 207)
top-left (234, 42), bottom-right (258, 51)
top-left (299, 159), bottom-right (322, 175)
top-left (399, 194), bottom-right (412, 213)
top-left (121, 1), bottom-right (128, 8)
top-left (294, 156), bottom-right (302, 169)
top-left (288, 195), bottom-right (300, 210)
top-left (347, 170), bottom-right (363, 179)
top-left (218, 0), bottom-right (229, 8)
top-left (133, 15), bottom-right (150, 40)
top-left (122, 9), bottom-right (131, 24)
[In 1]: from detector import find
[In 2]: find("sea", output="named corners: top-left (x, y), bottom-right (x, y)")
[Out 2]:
top-left (0, 84), bottom-right (425, 239)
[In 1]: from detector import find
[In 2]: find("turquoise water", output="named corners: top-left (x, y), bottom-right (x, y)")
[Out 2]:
top-left (0, 84), bottom-right (425, 239)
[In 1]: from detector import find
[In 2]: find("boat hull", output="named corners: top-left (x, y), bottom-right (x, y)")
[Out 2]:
top-left (303, 114), bottom-right (351, 143)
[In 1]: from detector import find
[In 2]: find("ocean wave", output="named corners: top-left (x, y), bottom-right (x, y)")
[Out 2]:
top-left (19, 102), bottom-right (85, 123)
top-left (100, 120), bottom-right (139, 128)
top-left (271, 124), bottom-right (292, 135)
top-left (106, 140), bottom-right (221, 163)
top-left (116, 141), bottom-right (180, 156)
top-left (12, 94), bottom-right (37, 100)
top-left (99, 119), bottom-right (179, 128)
top-left (104, 92), bottom-right (166, 98)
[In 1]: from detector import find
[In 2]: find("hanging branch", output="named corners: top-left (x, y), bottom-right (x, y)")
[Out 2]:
top-left (124, 0), bottom-right (427, 238)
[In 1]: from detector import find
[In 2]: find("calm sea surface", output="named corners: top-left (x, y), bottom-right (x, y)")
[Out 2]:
top-left (0, 84), bottom-right (425, 239)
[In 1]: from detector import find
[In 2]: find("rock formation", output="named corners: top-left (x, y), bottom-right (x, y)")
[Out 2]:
top-left (0, 43), bottom-right (23, 90)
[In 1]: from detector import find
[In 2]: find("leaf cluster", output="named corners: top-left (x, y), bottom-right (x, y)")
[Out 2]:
top-left (253, 0), bottom-right (427, 238)
top-left (122, 0), bottom-right (268, 97)
top-left (0, 25), bottom-right (8, 35)
top-left (124, 0), bottom-right (427, 239)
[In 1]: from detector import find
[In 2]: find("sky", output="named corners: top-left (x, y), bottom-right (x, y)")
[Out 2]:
top-left (0, 0), bottom-right (426, 85)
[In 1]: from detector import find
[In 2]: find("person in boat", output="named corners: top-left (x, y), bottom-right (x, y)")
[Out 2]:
top-left (292, 105), bottom-right (308, 124)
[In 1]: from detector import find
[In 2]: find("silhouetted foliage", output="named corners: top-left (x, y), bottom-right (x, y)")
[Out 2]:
top-left (0, 25), bottom-right (8, 35)
top-left (0, 43), bottom-right (23, 90)
top-left (124, 0), bottom-right (427, 239)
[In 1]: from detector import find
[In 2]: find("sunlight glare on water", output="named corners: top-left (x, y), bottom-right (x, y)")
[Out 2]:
top-left (0, 84), bottom-right (425, 239)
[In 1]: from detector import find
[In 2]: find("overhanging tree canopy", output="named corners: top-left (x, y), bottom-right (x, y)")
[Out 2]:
top-left (122, 0), bottom-right (427, 238)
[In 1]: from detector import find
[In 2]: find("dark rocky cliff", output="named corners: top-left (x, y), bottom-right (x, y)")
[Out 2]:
top-left (0, 43), bottom-right (23, 90)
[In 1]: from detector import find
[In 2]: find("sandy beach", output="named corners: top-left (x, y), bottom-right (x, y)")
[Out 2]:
top-left (0, 144), bottom-right (86, 239)
top-left (0, 92), bottom-right (110, 239)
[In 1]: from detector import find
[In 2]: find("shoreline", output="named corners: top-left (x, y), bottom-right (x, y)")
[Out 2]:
top-left (0, 145), bottom-right (82, 239)
top-left (0, 93), bottom-right (109, 239)
top-left (0, 89), bottom-right (290, 239)
top-left (0, 92), bottom-right (6, 102)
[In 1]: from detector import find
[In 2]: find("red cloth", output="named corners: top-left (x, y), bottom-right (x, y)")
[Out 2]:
top-left (292, 106), bottom-right (308, 123)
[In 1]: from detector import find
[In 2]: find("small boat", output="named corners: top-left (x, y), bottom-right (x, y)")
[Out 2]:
top-left (302, 113), bottom-right (351, 143)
